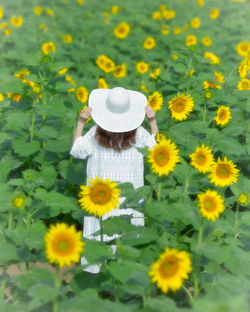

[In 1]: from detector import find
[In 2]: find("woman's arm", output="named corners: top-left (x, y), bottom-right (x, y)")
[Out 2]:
top-left (72, 107), bottom-right (92, 145)
top-left (144, 105), bottom-right (159, 135)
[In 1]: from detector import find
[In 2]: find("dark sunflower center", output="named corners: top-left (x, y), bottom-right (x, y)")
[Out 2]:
top-left (218, 110), bottom-right (226, 120)
top-left (242, 82), bottom-right (249, 89)
top-left (197, 153), bottom-right (206, 165)
top-left (58, 240), bottom-right (69, 251)
top-left (118, 26), bottom-right (125, 33)
top-left (90, 183), bottom-right (112, 205)
top-left (216, 165), bottom-right (231, 179)
top-left (159, 256), bottom-right (179, 278)
top-left (155, 150), bottom-right (169, 166)
top-left (173, 99), bottom-right (185, 113)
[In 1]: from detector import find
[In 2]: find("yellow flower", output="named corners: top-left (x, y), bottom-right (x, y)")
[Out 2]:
top-left (111, 5), bottom-right (119, 14)
top-left (173, 26), bottom-right (182, 35)
top-left (172, 54), bottom-right (179, 61)
top-left (168, 93), bottom-right (194, 121)
top-left (190, 17), bottom-right (200, 28)
top-left (143, 37), bottom-right (156, 50)
top-left (160, 5), bottom-right (167, 12)
top-left (162, 9), bottom-right (176, 20)
top-left (66, 75), bottom-right (77, 86)
top-left (58, 68), bottom-right (68, 75)
top-left (204, 90), bottom-right (213, 99)
top-left (44, 223), bottom-right (85, 268)
top-left (34, 6), bottom-right (42, 15)
top-left (156, 132), bottom-right (167, 143)
top-left (203, 81), bottom-right (222, 90)
top-left (0, 94), bottom-right (4, 101)
top-left (204, 52), bottom-right (220, 65)
top-left (238, 193), bottom-right (248, 205)
top-left (197, 0), bottom-right (204, 7)
top-left (214, 72), bottom-right (224, 83)
top-left (147, 139), bottom-right (180, 176)
top-left (42, 41), bottom-right (56, 55)
top-left (152, 11), bottom-right (162, 20)
top-left (197, 189), bottom-right (225, 221)
top-left (238, 59), bottom-right (248, 78)
top-left (202, 37), bottom-right (212, 47)
top-left (149, 247), bottom-right (192, 293)
top-left (46, 8), bottom-right (54, 16)
top-left (136, 61), bottom-right (149, 74)
top-left (9, 93), bottom-right (22, 102)
top-left (63, 34), bottom-right (73, 43)
top-left (97, 77), bottom-right (109, 88)
top-left (0, 6), bottom-right (3, 19)
top-left (210, 8), bottom-right (220, 19)
top-left (140, 84), bottom-right (148, 93)
top-left (77, 0), bottom-right (84, 4)
top-left (147, 91), bottom-right (163, 112)
top-left (186, 69), bottom-right (195, 77)
top-left (40, 24), bottom-right (48, 31)
top-left (78, 177), bottom-right (121, 218)
top-left (12, 195), bottom-right (25, 209)
top-left (237, 78), bottom-right (250, 90)
top-left (113, 64), bottom-right (127, 78)
top-left (96, 55), bottom-right (115, 73)
top-left (185, 35), bottom-right (197, 47)
top-left (236, 41), bottom-right (250, 57)
top-left (14, 68), bottom-right (30, 80)
top-left (10, 16), bottom-right (23, 27)
top-left (114, 22), bottom-right (130, 39)
top-left (214, 106), bottom-right (232, 126)
top-left (190, 144), bottom-right (215, 174)
top-left (0, 22), bottom-right (11, 35)
top-left (208, 157), bottom-right (239, 187)
top-left (150, 68), bottom-right (161, 79)
top-left (161, 24), bottom-right (170, 35)
top-left (76, 86), bottom-right (89, 103)
top-left (68, 88), bottom-right (75, 93)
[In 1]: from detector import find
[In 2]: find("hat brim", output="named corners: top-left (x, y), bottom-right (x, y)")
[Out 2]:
top-left (89, 88), bottom-right (147, 133)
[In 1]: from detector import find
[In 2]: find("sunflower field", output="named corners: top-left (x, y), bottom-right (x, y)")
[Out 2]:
top-left (0, 0), bottom-right (250, 311)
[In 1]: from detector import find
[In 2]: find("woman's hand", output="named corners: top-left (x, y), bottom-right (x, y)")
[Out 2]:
top-left (78, 107), bottom-right (92, 123)
top-left (145, 105), bottom-right (156, 122)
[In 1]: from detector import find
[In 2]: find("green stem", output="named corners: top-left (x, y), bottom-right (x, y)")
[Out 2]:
top-left (0, 267), bottom-right (7, 298)
top-left (194, 218), bottom-right (204, 299)
top-left (184, 166), bottom-right (190, 194)
top-left (30, 113), bottom-right (35, 143)
top-left (100, 217), bottom-right (103, 242)
top-left (115, 280), bottom-right (120, 302)
top-left (203, 100), bottom-right (207, 123)
top-left (234, 202), bottom-right (240, 238)
top-left (147, 187), bottom-right (153, 203)
top-left (157, 183), bottom-right (162, 201)
top-left (53, 265), bottom-right (60, 312)
top-left (166, 116), bottom-right (172, 131)
top-left (182, 285), bottom-right (193, 304)
top-left (26, 212), bottom-right (31, 231)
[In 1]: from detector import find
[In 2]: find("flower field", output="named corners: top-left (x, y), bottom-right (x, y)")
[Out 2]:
top-left (0, 0), bottom-right (250, 311)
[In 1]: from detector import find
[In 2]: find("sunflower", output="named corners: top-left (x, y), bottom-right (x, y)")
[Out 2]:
top-left (152, 11), bottom-right (162, 20)
top-left (46, 9), bottom-right (54, 16)
top-left (103, 59), bottom-right (115, 73)
top-left (136, 61), bottom-right (149, 74)
top-left (214, 106), bottom-right (232, 126)
top-left (185, 35), bottom-right (197, 47)
top-left (0, 94), bottom-right (4, 101)
top-left (44, 223), bottom-right (85, 268)
top-left (0, 6), bottom-right (3, 19)
top-left (238, 193), bottom-right (248, 205)
top-left (208, 157), bottom-right (239, 187)
top-left (197, 189), bottom-right (225, 221)
top-left (173, 26), bottom-right (182, 35)
top-left (202, 81), bottom-right (221, 90)
top-left (197, 0), bottom-right (204, 7)
top-left (97, 77), bottom-right (109, 88)
top-left (238, 60), bottom-right (248, 78)
top-left (214, 72), bottom-right (224, 83)
top-left (236, 41), bottom-right (250, 57)
top-left (114, 22), bottom-right (130, 39)
top-left (63, 34), bottom-right (73, 43)
top-left (156, 132), bottom-right (167, 143)
top-left (168, 93), bottom-right (194, 121)
top-left (204, 52), bottom-right (220, 65)
top-left (162, 9), bottom-right (176, 20)
top-left (140, 84), bottom-right (148, 93)
top-left (14, 68), bottom-right (30, 80)
top-left (202, 37), bottom-right (212, 47)
top-left (150, 68), bottom-right (161, 79)
top-left (237, 78), bottom-right (250, 90)
top-left (10, 16), bottom-right (23, 27)
top-left (42, 41), bottom-right (56, 55)
top-left (76, 86), bottom-right (89, 103)
top-left (148, 247), bottom-right (192, 293)
top-left (147, 139), bottom-right (180, 176)
top-left (78, 177), bottom-right (121, 218)
top-left (66, 75), bottom-right (77, 86)
top-left (190, 17), bottom-right (200, 28)
top-left (143, 37), bottom-right (156, 50)
top-left (161, 25), bottom-right (170, 35)
top-left (210, 8), bottom-right (220, 19)
top-left (58, 68), bottom-right (68, 75)
top-left (147, 91), bottom-right (163, 112)
top-left (34, 6), bottom-right (42, 15)
top-left (12, 195), bottom-right (25, 209)
top-left (113, 64), bottom-right (127, 78)
top-left (189, 144), bottom-right (214, 174)
top-left (111, 5), bottom-right (119, 14)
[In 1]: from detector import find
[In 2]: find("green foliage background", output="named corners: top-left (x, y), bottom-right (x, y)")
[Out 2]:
top-left (0, 0), bottom-right (250, 311)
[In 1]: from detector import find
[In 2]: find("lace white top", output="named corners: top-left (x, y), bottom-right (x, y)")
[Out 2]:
top-left (69, 124), bottom-right (157, 273)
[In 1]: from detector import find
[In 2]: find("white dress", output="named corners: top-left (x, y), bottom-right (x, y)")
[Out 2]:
top-left (69, 124), bottom-right (157, 272)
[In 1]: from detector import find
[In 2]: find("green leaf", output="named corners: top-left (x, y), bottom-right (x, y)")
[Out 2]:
top-left (120, 227), bottom-right (158, 246)
top-left (217, 137), bottom-right (246, 156)
top-left (12, 139), bottom-right (40, 156)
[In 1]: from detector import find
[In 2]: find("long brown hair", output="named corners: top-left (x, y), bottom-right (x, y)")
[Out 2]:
top-left (94, 125), bottom-right (137, 152)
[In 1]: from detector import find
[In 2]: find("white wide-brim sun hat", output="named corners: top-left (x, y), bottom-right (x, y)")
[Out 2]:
top-left (89, 87), bottom-right (147, 133)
